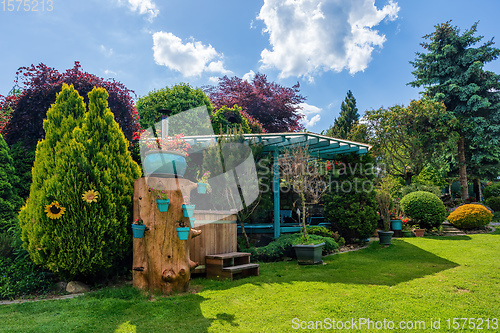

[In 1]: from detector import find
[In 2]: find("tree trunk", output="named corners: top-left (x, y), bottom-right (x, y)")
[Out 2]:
top-left (132, 177), bottom-right (201, 294)
top-left (458, 135), bottom-right (469, 199)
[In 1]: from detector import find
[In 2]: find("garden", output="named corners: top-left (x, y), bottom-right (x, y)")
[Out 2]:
top-left (0, 21), bottom-right (500, 332)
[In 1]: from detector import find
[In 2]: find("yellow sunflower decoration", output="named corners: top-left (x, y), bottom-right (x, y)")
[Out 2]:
top-left (82, 189), bottom-right (99, 203)
top-left (44, 201), bottom-right (66, 219)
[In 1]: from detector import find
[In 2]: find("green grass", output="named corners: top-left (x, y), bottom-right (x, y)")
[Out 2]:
top-left (1, 231), bottom-right (500, 332)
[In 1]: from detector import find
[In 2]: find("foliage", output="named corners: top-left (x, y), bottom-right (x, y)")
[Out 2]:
top-left (366, 98), bottom-right (456, 185)
top-left (323, 153), bottom-right (379, 242)
top-left (0, 94), bottom-right (18, 133)
top-left (0, 233), bottom-right (15, 258)
top-left (211, 104), bottom-right (263, 134)
top-left (409, 21), bottom-right (500, 199)
top-left (0, 134), bottom-right (23, 232)
top-left (0, 256), bottom-right (55, 300)
top-left (376, 190), bottom-right (392, 232)
top-left (484, 196), bottom-right (500, 212)
top-left (326, 90), bottom-right (359, 139)
top-left (306, 226), bottom-right (345, 246)
top-left (204, 73), bottom-right (305, 132)
top-left (411, 165), bottom-right (449, 189)
top-left (401, 183), bottom-right (442, 198)
top-left (8, 141), bottom-right (35, 200)
top-left (245, 233), bottom-right (338, 262)
top-left (1, 62), bottom-right (138, 147)
top-left (483, 182), bottom-right (500, 199)
top-left (136, 82), bottom-right (213, 133)
top-left (19, 84), bottom-right (141, 280)
top-left (400, 191), bottom-right (447, 229)
top-left (447, 204), bottom-right (493, 229)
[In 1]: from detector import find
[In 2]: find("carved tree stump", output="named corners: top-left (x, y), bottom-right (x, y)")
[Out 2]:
top-left (132, 177), bottom-right (201, 294)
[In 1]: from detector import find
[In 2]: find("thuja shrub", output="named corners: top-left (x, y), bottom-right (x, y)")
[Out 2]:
top-left (400, 191), bottom-right (446, 229)
top-left (0, 134), bottom-right (23, 232)
top-left (447, 204), bottom-right (493, 229)
top-left (20, 84), bottom-right (141, 280)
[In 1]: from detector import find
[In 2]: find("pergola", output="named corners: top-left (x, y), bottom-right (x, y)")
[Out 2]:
top-left (184, 132), bottom-right (371, 238)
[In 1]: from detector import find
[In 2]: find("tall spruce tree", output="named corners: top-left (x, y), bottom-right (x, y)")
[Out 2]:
top-left (20, 84), bottom-right (141, 279)
top-left (409, 22), bottom-right (500, 199)
top-left (327, 90), bottom-right (359, 140)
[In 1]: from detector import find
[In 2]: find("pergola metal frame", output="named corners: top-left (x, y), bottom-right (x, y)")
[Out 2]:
top-left (184, 132), bottom-right (371, 238)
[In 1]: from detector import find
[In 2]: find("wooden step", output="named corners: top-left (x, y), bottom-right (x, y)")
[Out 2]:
top-left (206, 252), bottom-right (251, 259)
top-left (206, 252), bottom-right (259, 281)
top-left (222, 263), bottom-right (260, 273)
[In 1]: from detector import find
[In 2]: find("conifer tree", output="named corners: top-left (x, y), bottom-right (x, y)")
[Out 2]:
top-left (20, 84), bottom-right (141, 279)
top-left (327, 90), bottom-right (359, 139)
top-left (0, 134), bottom-right (23, 232)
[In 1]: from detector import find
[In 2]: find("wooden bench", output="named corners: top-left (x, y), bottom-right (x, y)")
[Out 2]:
top-left (206, 252), bottom-right (259, 281)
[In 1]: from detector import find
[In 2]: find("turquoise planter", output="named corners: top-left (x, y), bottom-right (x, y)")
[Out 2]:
top-left (378, 230), bottom-right (394, 245)
top-left (391, 219), bottom-right (403, 231)
top-left (176, 227), bottom-right (190, 240)
top-left (156, 199), bottom-right (170, 212)
top-left (131, 224), bottom-right (146, 238)
top-left (189, 217), bottom-right (195, 228)
top-left (143, 151), bottom-right (187, 177)
top-left (197, 183), bottom-right (207, 194)
top-left (182, 204), bottom-right (195, 218)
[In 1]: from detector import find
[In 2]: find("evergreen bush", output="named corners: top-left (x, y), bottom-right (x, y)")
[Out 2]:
top-left (485, 196), bottom-right (500, 212)
top-left (484, 182), bottom-right (500, 200)
top-left (401, 183), bottom-right (442, 198)
top-left (447, 204), bottom-right (493, 229)
top-left (19, 84), bottom-right (141, 279)
top-left (400, 191), bottom-right (446, 229)
top-left (0, 134), bottom-right (23, 232)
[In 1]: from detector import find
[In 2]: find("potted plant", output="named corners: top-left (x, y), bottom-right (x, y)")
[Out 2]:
top-left (413, 224), bottom-right (425, 237)
top-left (189, 217), bottom-right (195, 228)
top-left (182, 196), bottom-right (195, 218)
top-left (131, 218), bottom-right (147, 238)
top-left (279, 145), bottom-right (329, 264)
top-left (196, 170), bottom-right (211, 194)
top-left (375, 189), bottom-right (394, 245)
top-left (401, 217), bottom-right (413, 237)
top-left (151, 188), bottom-right (170, 212)
top-left (176, 220), bottom-right (190, 240)
top-left (389, 204), bottom-right (403, 231)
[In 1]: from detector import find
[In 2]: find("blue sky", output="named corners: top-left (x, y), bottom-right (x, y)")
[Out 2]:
top-left (1, 0), bottom-right (499, 133)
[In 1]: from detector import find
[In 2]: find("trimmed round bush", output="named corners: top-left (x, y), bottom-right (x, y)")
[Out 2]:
top-left (447, 204), bottom-right (493, 229)
top-left (400, 191), bottom-right (446, 229)
top-left (485, 196), bottom-right (500, 212)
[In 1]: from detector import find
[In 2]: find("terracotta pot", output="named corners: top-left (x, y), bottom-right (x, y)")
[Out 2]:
top-left (413, 229), bottom-right (425, 237)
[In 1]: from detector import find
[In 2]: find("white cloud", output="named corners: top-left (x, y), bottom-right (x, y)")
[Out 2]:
top-left (257, 0), bottom-right (399, 79)
top-left (298, 102), bottom-right (322, 128)
top-left (104, 69), bottom-right (117, 76)
top-left (100, 45), bottom-right (113, 57)
top-left (152, 31), bottom-right (231, 77)
top-left (208, 76), bottom-right (220, 83)
top-left (242, 70), bottom-right (256, 82)
top-left (118, 0), bottom-right (159, 21)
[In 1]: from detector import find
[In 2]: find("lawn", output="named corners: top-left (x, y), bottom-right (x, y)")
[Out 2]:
top-left (1, 230), bottom-right (499, 332)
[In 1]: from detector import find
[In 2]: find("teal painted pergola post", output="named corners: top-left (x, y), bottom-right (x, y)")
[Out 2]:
top-left (273, 149), bottom-right (280, 239)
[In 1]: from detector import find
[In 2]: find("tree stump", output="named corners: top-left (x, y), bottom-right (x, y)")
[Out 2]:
top-left (132, 177), bottom-right (201, 294)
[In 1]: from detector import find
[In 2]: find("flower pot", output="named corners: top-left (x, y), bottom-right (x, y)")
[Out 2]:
top-left (390, 219), bottom-right (403, 231)
top-left (293, 243), bottom-right (325, 265)
top-left (402, 230), bottom-right (413, 237)
top-left (156, 199), bottom-right (170, 212)
top-left (413, 229), bottom-right (425, 237)
top-left (189, 217), bottom-right (195, 228)
top-left (197, 183), bottom-right (207, 194)
top-left (176, 227), bottom-right (190, 240)
top-left (182, 204), bottom-right (195, 218)
top-left (131, 224), bottom-right (146, 238)
top-left (377, 230), bottom-right (394, 245)
top-left (143, 151), bottom-right (187, 178)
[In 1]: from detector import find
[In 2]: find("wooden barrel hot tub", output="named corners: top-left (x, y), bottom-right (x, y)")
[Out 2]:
top-left (190, 210), bottom-right (237, 273)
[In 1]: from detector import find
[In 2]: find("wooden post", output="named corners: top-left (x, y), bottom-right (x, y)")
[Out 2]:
top-left (132, 177), bottom-right (201, 294)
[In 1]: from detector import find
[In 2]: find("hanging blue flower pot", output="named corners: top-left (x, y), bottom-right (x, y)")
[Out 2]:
top-left (197, 183), bottom-right (207, 194)
top-left (131, 224), bottom-right (146, 238)
top-left (182, 204), bottom-right (195, 218)
top-left (176, 227), bottom-right (190, 240)
top-left (391, 219), bottom-right (403, 231)
top-left (189, 217), bottom-right (195, 228)
top-left (156, 199), bottom-right (170, 212)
